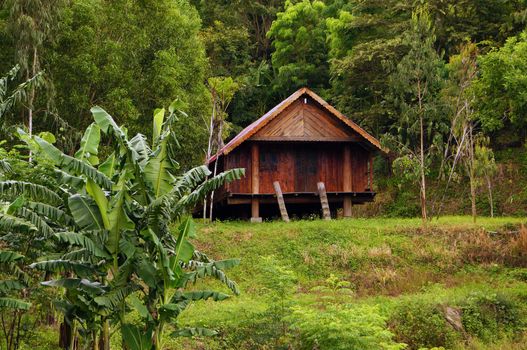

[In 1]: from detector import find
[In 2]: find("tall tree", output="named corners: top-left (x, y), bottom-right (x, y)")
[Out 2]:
top-left (7, 0), bottom-right (62, 160)
top-left (267, 0), bottom-right (330, 96)
top-left (46, 0), bottom-right (210, 168)
top-left (474, 139), bottom-right (497, 218)
top-left (204, 76), bottom-right (239, 221)
top-left (472, 30), bottom-right (527, 143)
top-left (386, 8), bottom-right (447, 223)
top-left (434, 43), bottom-right (479, 219)
top-left (326, 0), bottom-right (408, 135)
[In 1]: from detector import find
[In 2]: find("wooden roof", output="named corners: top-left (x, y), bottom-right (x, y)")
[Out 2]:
top-left (208, 87), bottom-right (384, 163)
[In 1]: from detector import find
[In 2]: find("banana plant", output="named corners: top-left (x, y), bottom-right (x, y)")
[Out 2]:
top-left (0, 250), bottom-right (31, 350)
top-left (1, 100), bottom-right (244, 349)
top-left (120, 216), bottom-right (241, 350)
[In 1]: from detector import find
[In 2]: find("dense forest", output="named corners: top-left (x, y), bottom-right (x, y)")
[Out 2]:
top-left (3, 0), bottom-right (527, 218)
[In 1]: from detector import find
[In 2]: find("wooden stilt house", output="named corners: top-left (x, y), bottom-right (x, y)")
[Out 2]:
top-left (207, 87), bottom-right (385, 220)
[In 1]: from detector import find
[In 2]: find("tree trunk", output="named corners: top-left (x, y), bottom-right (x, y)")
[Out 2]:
top-left (470, 176), bottom-right (477, 223)
top-left (59, 322), bottom-right (71, 349)
top-left (487, 176), bottom-right (494, 218)
top-left (209, 120), bottom-right (223, 222)
top-left (203, 94), bottom-right (217, 222)
top-left (101, 319), bottom-right (110, 350)
top-left (468, 126), bottom-right (477, 223)
top-left (92, 330), bottom-right (99, 350)
top-left (418, 80), bottom-right (427, 223)
top-left (28, 46), bottom-right (38, 163)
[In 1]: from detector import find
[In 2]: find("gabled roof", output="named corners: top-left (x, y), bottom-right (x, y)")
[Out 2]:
top-left (208, 87), bottom-right (384, 163)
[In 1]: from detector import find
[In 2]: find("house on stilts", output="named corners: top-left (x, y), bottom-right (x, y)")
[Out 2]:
top-left (206, 87), bottom-right (385, 221)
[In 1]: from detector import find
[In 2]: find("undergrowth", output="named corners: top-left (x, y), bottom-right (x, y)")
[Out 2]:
top-left (175, 217), bottom-right (527, 350)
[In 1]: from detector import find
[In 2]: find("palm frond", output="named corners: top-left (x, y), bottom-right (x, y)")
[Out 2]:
top-left (0, 180), bottom-right (61, 205)
top-left (180, 259), bottom-right (240, 295)
top-left (15, 207), bottom-right (55, 237)
top-left (171, 290), bottom-right (230, 303)
top-left (42, 278), bottom-right (106, 294)
top-left (0, 297), bottom-right (31, 310)
top-left (34, 136), bottom-right (112, 188)
top-left (55, 232), bottom-right (111, 259)
top-left (0, 251), bottom-right (24, 263)
top-left (93, 284), bottom-right (139, 309)
top-left (0, 280), bottom-right (25, 293)
top-left (168, 165), bottom-right (211, 201)
top-left (171, 327), bottom-right (217, 338)
top-left (0, 159), bottom-right (12, 174)
top-left (0, 213), bottom-right (38, 234)
top-left (26, 201), bottom-right (74, 225)
top-left (30, 260), bottom-right (96, 278)
top-left (129, 133), bottom-right (151, 169)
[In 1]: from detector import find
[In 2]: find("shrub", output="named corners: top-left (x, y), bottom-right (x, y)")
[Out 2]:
top-left (461, 292), bottom-right (525, 342)
top-left (385, 190), bottom-right (420, 218)
top-left (390, 300), bottom-right (461, 350)
top-left (288, 303), bottom-right (406, 350)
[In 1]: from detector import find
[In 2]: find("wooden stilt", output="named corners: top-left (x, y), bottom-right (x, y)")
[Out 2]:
top-left (251, 198), bottom-right (261, 223)
top-left (343, 197), bottom-right (352, 218)
top-left (343, 144), bottom-right (353, 218)
top-left (273, 181), bottom-right (289, 222)
top-left (250, 143), bottom-right (261, 222)
top-left (317, 182), bottom-right (331, 220)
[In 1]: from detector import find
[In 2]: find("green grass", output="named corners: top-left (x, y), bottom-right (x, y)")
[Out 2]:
top-left (174, 216), bottom-right (527, 350)
top-left (7, 216), bottom-right (527, 349)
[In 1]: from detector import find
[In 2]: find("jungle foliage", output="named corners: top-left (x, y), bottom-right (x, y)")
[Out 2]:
top-left (0, 101), bottom-right (243, 349)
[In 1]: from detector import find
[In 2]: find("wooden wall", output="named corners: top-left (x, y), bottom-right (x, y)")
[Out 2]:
top-left (225, 142), bottom-right (371, 194)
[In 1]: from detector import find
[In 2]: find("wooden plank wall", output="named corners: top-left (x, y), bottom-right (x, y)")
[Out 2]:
top-left (226, 142), bottom-right (371, 194)
top-left (251, 98), bottom-right (359, 141)
top-left (225, 143), bottom-right (252, 193)
top-left (351, 145), bottom-right (369, 192)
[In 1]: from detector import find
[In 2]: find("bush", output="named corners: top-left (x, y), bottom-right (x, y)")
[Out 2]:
top-left (385, 190), bottom-right (420, 218)
top-left (288, 303), bottom-right (405, 350)
top-left (461, 292), bottom-right (525, 342)
top-left (390, 300), bottom-right (461, 350)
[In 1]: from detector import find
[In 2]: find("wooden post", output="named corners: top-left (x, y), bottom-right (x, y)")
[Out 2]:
top-left (273, 181), bottom-right (289, 222)
top-left (317, 182), bottom-right (331, 220)
top-left (250, 143), bottom-right (262, 222)
top-left (369, 153), bottom-right (374, 191)
top-left (343, 144), bottom-right (353, 218)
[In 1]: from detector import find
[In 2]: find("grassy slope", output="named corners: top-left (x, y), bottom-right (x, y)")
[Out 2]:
top-left (176, 216), bottom-right (527, 349)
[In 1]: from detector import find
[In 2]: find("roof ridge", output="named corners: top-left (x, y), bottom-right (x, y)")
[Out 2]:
top-left (207, 87), bottom-right (384, 164)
